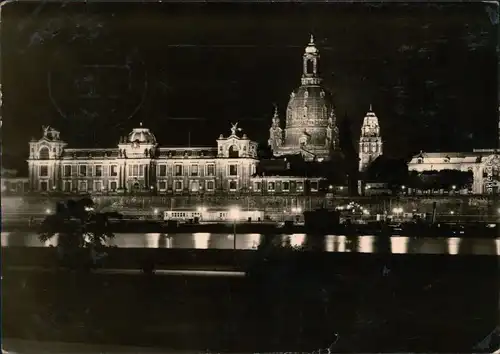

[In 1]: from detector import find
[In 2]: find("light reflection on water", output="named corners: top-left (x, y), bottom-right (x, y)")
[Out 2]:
top-left (1, 232), bottom-right (499, 256)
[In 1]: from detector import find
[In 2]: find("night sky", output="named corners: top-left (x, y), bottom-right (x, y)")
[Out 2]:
top-left (2, 2), bottom-right (498, 170)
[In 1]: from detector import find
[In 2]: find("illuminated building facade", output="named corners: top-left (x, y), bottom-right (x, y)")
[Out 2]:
top-left (268, 35), bottom-right (339, 161)
top-left (358, 105), bottom-right (383, 172)
top-left (28, 123), bottom-right (260, 194)
top-left (407, 105), bottom-right (500, 195)
top-left (26, 35), bottom-right (385, 196)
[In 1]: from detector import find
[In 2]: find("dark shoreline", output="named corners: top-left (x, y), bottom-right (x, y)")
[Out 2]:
top-left (2, 247), bottom-right (498, 353)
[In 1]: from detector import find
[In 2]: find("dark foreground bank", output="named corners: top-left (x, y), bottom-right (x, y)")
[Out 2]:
top-left (2, 247), bottom-right (498, 353)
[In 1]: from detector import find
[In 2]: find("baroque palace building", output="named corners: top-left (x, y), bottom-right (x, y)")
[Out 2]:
top-left (26, 36), bottom-right (384, 196)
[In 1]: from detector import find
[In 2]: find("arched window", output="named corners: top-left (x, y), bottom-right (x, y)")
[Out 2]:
top-left (228, 145), bottom-right (239, 158)
top-left (39, 147), bottom-right (50, 159)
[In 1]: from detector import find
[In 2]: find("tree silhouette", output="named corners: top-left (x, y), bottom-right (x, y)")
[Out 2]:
top-left (364, 155), bottom-right (409, 192)
top-left (38, 197), bottom-right (117, 268)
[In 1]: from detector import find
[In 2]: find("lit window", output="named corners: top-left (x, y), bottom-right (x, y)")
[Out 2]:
top-left (174, 180), bottom-right (182, 191)
top-left (268, 182), bottom-right (275, 191)
top-left (311, 181), bottom-right (318, 191)
top-left (95, 165), bottom-right (102, 177)
top-left (254, 182), bottom-right (261, 191)
top-left (39, 165), bottom-right (48, 177)
top-left (175, 165), bottom-right (183, 176)
top-left (206, 180), bottom-right (215, 191)
top-left (128, 165), bottom-right (141, 177)
top-left (95, 181), bottom-right (102, 191)
top-left (79, 181), bottom-right (87, 191)
top-left (79, 165), bottom-right (87, 177)
top-left (207, 164), bottom-right (215, 176)
top-left (110, 165), bottom-right (118, 176)
top-left (191, 165), bottom-right (199, 176)
top-left (39, 147), bottom-right (50, 159)
top-left (64, 165), bottom-right (72, 177)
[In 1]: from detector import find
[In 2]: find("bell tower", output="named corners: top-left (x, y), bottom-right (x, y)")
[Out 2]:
top-left (359, 104), bottom-right (383, 172)
top-left (301, 34), bottom-right (322, 86)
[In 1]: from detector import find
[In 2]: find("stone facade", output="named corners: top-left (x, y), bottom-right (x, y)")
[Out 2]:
top-left (27, 123), bottom-right (260, 195)
top-left (408, 149), bottom-right (500, 195)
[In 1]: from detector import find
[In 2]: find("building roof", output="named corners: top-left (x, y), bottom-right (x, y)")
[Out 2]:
top-left (158, 147), bottom-right (217, 159)
top-left (127, 124), bottom-right (157, 145)
top-left (62, 148), bottom-right (120, 159)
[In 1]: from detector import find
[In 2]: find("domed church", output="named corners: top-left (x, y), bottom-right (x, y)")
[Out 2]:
top-left (268, 35), bottom-right (339, 162)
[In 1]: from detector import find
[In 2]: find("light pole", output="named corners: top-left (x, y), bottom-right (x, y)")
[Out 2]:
top-left (229, 206), bottom-right (240, 250)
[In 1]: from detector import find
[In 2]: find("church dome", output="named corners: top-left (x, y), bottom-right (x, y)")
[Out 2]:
top-left (286, 86), bottom-right (333, 129)
top-left (268, 35), bottom-right (339, 161)
top-left (127, 124), bottom-right (157, 144)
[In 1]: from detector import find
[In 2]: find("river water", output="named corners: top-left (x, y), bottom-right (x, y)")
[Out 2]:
top-left (2, 232), bottom-right (499, 255)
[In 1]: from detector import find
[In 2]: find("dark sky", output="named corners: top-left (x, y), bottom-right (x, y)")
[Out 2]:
top-left (2, 2), bottom-right (498, 166)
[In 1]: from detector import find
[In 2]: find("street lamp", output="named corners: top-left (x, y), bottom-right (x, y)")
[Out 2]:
top-left (392, 207), bottom-right (403, 215)
top-left (229, 206), bottom-right (240, 250)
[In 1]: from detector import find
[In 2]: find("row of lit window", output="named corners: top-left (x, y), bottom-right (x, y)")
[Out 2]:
top-left (39, 180), bottom-right (118, 192)
top-left (252, 181), bottom-right (311, 192)
top-left (158, 180), bottom-right (217, 192)
top-left (158, 164), bottom-right (218, 177)
top-left (37, 179), bottom-right (318, 193)
top-left (38, 164), bottom-right (243, 178)
top-left (362, 145), bottom-right (380, 153)
top-left (38, 165), bottom-right (119, 178)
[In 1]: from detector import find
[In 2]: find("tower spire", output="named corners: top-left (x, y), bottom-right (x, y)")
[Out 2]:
top-left (369, 103), bottom-right (373, 112)
top-left (309, 33), bottom-right (315, 45)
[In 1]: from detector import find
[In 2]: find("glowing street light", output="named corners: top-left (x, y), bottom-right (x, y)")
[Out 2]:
top-left (197, 206), bottom-right (207, 213)
top-left (392, 207), bottom-right (403, 214)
